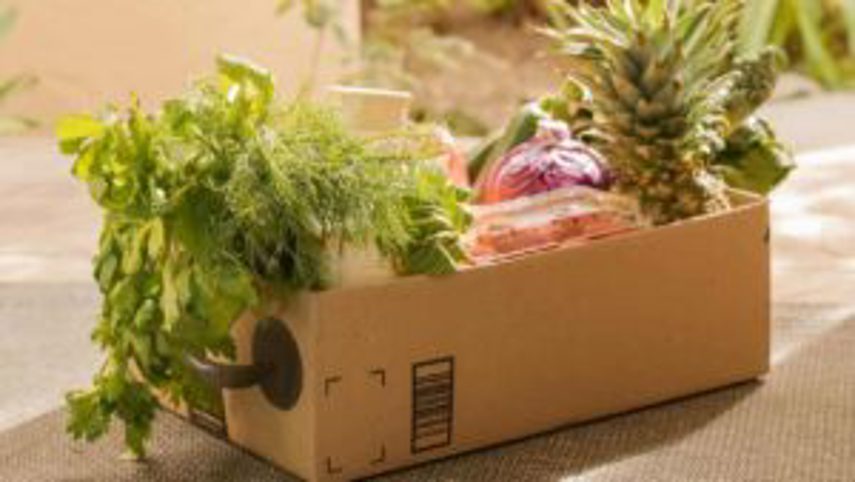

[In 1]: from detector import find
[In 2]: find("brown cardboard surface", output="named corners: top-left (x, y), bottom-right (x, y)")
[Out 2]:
top-left (220, 193), bottom-right (770, 482)
top-left (224, 296), bottom-right (319, 481)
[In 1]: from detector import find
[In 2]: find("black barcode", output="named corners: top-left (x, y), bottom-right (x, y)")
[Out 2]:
top-left (411, 357), bottom-right (454, 453)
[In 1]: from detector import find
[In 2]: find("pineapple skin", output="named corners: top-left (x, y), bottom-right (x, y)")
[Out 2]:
top-left (551, 0), bottom-right (779, 225)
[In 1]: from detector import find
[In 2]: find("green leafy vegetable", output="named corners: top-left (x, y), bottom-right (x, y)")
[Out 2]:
top-left (61, 55), bottom-right (470, 457)
top-left (713, 117), bottom-right (795, 195)
top-left (394, 170), bottom-right (472, 276)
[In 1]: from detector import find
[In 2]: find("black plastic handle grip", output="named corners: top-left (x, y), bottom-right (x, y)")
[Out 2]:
top-left (186, 317), bottom-right (303, 410)
top-left (186, 354), bottom-right (266, 390)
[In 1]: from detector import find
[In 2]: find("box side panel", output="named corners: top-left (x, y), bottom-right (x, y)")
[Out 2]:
top-left (223, 295), bottom-right (319, 481)
top-left (311, 200), bottom-right (770, 480)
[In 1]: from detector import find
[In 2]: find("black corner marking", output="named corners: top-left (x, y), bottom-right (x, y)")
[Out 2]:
top-left (369, 368), bottom-right (386, 387)
top-left (370, 445), bottom-right (387, 465)
top-left (410, 356), bottom-right (455, 454)
top-left (326, 457), bottom-right (343, 475)
top-left (764, 226), bottom-right (771, 245)
top-left (324, 376), bottom-right (341, 397)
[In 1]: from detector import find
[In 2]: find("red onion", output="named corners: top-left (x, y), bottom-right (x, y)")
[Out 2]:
top-left (476, 121), bottom-right (611, 204)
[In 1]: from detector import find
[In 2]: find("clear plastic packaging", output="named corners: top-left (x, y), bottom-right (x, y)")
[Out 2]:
top-left (465, 185), bottom-right (648, 263)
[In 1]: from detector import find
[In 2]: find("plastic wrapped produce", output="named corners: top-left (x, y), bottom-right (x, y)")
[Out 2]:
top-left (465, 186), bottom-right (647, 263)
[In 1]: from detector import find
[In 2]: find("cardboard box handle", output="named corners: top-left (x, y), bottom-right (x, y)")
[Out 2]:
top-left (186, 354), bottom-right (265, 389)
top-left (186, 317), bottom-right (303, 410)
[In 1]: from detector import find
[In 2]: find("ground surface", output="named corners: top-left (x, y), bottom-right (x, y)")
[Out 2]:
top-left (1, 92), bottom-right (854, 434)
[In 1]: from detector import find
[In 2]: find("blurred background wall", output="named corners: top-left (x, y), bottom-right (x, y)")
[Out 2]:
top-left (0, 0), bottom-right (358, 132)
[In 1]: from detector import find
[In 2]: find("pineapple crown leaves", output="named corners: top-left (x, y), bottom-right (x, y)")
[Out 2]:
top-left (544, 0), bottom-right (789, 224)
top-left (543, 0), bottom-right (754, 160)
top-left (546, 0), bottom-right (744, 114)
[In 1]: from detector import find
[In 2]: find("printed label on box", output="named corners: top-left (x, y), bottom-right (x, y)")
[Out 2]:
top-left (411, 357), bottom-right (455, 454)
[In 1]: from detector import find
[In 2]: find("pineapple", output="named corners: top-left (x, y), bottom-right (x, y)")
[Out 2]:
top-left (548, 0), bottom-right (779, 224)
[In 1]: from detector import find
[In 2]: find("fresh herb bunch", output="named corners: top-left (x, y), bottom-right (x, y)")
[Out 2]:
top-left (60, 55), bottom-right (470, 457)
top-left (547, 0), bottom-right (791, 224)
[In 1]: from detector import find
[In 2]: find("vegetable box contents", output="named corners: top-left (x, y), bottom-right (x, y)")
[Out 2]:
top-left (60, 0), bottom-right (793, 460)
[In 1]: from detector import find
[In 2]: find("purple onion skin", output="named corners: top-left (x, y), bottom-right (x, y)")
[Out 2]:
top-left (478, 125), bottom-right (612, 204)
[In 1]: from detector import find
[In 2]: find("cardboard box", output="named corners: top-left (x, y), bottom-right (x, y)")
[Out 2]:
top-left (200, 192), bottom-right (769, 481)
